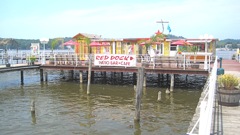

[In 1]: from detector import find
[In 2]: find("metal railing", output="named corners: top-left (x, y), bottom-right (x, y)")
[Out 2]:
top-left (1, 52), bottom-right (213, 71)
top-left (187, 57), bottom-right (218, 135)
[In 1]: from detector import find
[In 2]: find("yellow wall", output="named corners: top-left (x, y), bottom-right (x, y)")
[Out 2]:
top-left (75, 36), bottom-right (89, 60)
top-left (91, 46), bottom-right (112, 54)
top-left (116, 42), bottom-right (122, 54)
top-left (163, 41), bottom-right (170, 56)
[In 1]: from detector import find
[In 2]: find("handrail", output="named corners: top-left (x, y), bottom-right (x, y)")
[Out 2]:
top-left (1, 52), bottom-right (212, 71)
top-left (187, 56), bottom-right (218, 135)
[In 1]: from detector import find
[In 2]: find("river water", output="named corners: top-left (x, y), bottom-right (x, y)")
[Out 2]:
top-left (0, 70), bottom-right (202, 135)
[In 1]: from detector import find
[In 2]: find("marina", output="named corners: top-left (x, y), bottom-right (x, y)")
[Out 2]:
top-left (0, 31), bottom-right (239, 134)
top-left (0, 52), bottom-right (239, 134)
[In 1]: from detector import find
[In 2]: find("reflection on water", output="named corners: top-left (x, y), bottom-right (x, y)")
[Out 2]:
top-left (0, 71), bottom-right (201, 135)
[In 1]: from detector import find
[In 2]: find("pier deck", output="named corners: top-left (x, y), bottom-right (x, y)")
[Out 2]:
top-left (217, 60), bottom-right (240, 135)
top-left (0, 61), bottom-right (209, 75)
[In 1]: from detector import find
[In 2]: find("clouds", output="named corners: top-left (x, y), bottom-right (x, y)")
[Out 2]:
top-left (0, 0), bottom-right (239, 39)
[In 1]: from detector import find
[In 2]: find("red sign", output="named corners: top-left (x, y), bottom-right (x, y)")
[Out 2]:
top-left (94, 54), bottom-right (136, 67)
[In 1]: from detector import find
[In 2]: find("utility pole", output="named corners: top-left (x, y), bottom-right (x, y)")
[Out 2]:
top-left (156, 19), bottom-right (169, 33)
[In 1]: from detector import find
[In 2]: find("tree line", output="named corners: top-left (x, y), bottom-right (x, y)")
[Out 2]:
top-left (0, 37), bottom-right (72, 50)
top-left (0, 36), bottom-right (239, 50)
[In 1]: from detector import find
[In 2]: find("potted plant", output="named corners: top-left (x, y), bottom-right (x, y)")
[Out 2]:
top-left (218, 74), bottom-right (240, 106)
top-left (29, 55), bottom-right (36, 65)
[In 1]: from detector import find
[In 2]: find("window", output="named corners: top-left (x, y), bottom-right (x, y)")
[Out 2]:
top-left (170, 45), bottom-right (177, 51)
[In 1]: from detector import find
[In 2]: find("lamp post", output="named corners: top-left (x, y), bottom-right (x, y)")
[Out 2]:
top-left (40, 38), bottom-right (49, 65)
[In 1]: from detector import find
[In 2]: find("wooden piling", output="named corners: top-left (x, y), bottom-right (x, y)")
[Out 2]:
top-left (120, 72), bottom-right (123, 85)
top-left (158, 74), bottom-right (161, 87)
top-left (87, 54), bottom-right (92, 95)
top-left (40, 69), bottom-right (43, 82)
top-left (45, 71), bottom-right (48, 82)
top-left (31, 100), bottom-right (35, 113)
top-left (157, 91), bottom-right (162, 101)
top-left (103, 71), bottom-right (107, 84)
top-left (133, 72), bottom-right (137, 85)
top-left (170, 74), bottom-right (174, 92)
top-left (143, 73), bottom-right (146, 87)
top-left (20, 70), bottom-right (24, 85)
top-left (79, 70), bottom-right (83, 83)
top-left (70, 70), bottom-right (74, 80)
top-left (134, 67), bottom-right (145, 122)
top-left (91, 71), bottom-right (94, 83)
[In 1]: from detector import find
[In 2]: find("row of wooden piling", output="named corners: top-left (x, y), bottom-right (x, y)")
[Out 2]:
top-left (20, 60), bottom-right (175, 123)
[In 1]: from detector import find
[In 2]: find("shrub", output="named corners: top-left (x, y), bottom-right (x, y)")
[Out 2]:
top-left (218, 74), bottom-right (239, 90)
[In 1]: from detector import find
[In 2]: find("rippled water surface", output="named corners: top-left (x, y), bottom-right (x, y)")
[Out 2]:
top-left (0, 70), bottom-right (201, 135)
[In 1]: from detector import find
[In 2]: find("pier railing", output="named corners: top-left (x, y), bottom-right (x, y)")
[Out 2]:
top-left (1, 52), bottom-right (213, 71)
top-left (187, 57), bottom-right (218, 135)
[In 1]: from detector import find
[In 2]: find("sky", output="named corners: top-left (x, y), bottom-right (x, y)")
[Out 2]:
top-left (0, 0), bottom-right (239, 40)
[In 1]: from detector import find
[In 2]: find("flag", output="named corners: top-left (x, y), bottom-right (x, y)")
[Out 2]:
top-left (167, 24), bottom-right (171, 33)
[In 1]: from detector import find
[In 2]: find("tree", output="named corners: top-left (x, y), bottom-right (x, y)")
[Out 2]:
top-left (50, 38), bottom-right (64, 53)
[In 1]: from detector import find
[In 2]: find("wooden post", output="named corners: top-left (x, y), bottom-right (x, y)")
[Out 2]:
top-left (31, 100), bottom-right (35, 113)
top-left (170, 74), bottom-right (174, 92)
top-left (157, 91), bottom-right (162, 101)
top-left (45, 71), bottom-right (48, 82)
top-left (143, 73), bottom-right (146, 87)
top-left (31, 100), bottom-right (36, 124)
top-left (20, 70), bottom-right (24, 85)
top-left (134, 67), bottom-right (145, 122)
top-left (158, 74), bottom-right (161, 87)
top-left (103, 71), bottom-right (107, 84)
top-left (79, 70), bottom-right (83, 83)
top-left (133, 72), bottom-right (137, 85)
top-left (70, 70), bottom-right (74, 80)
top-left (91, 71), bottom-right (94, 83)
top-left (40, 69), bottom-right (43, 82)
top-left (120, 72), bottom-right (123, 85)
top-left (167, 74), bottom-right (169, 86)
top-left (87, 54), bottom-right (92, 95)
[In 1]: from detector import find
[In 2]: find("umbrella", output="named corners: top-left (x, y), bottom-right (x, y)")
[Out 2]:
top-left (63, 40), bottom-right (79, 46)
top-left (90, 41), bottom-right (102, 46)
top-left (101, 42), bottom-right (110, 46)
top-left (171, 40), bottom-right (192, 46)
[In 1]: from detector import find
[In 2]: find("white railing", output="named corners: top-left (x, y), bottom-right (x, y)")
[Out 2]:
top-left (187, 57), bottom-right (218, 135)
top-left (1, 52), bottom-right (213, 71)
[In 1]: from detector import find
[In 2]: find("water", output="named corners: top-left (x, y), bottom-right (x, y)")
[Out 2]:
top-left (0, 70), bottom-right (202, 135)
top-left (216, 50), bottom-right (236, 59)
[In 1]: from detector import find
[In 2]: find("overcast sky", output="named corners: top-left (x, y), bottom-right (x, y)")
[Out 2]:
top-left (0, 0), bottom-right (239, 40)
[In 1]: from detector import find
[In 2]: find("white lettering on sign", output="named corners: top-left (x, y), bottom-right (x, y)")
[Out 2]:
top-left (94, 54), bottom-right (136, 67)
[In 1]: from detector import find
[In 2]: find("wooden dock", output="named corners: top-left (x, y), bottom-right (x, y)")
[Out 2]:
top-left (216, 60), bottom-right (240, 135)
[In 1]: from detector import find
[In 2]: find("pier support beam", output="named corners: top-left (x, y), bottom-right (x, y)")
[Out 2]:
top-left (120, 72), bottom-right (123, 85)
top-left (70, 70), bottom-right (74, 80)
top-left (133, 72), bottom-right (137, 85)
top-left (40, 69), bottom-right (43, 82)
top-left (45, 71), bottom-right (48, 82)
top-left (91, 71), bottom-right (94, 83)
top-left (158, 74), bottom-right (161, 87)
top-left (103, 71), bottom-right (107, 84)
top-left (134, 67), bottom-right (145, 122)
top-left (20, 70), bottom-right (24, 85)
top-left (170, 74), bottom-right (174, 92)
